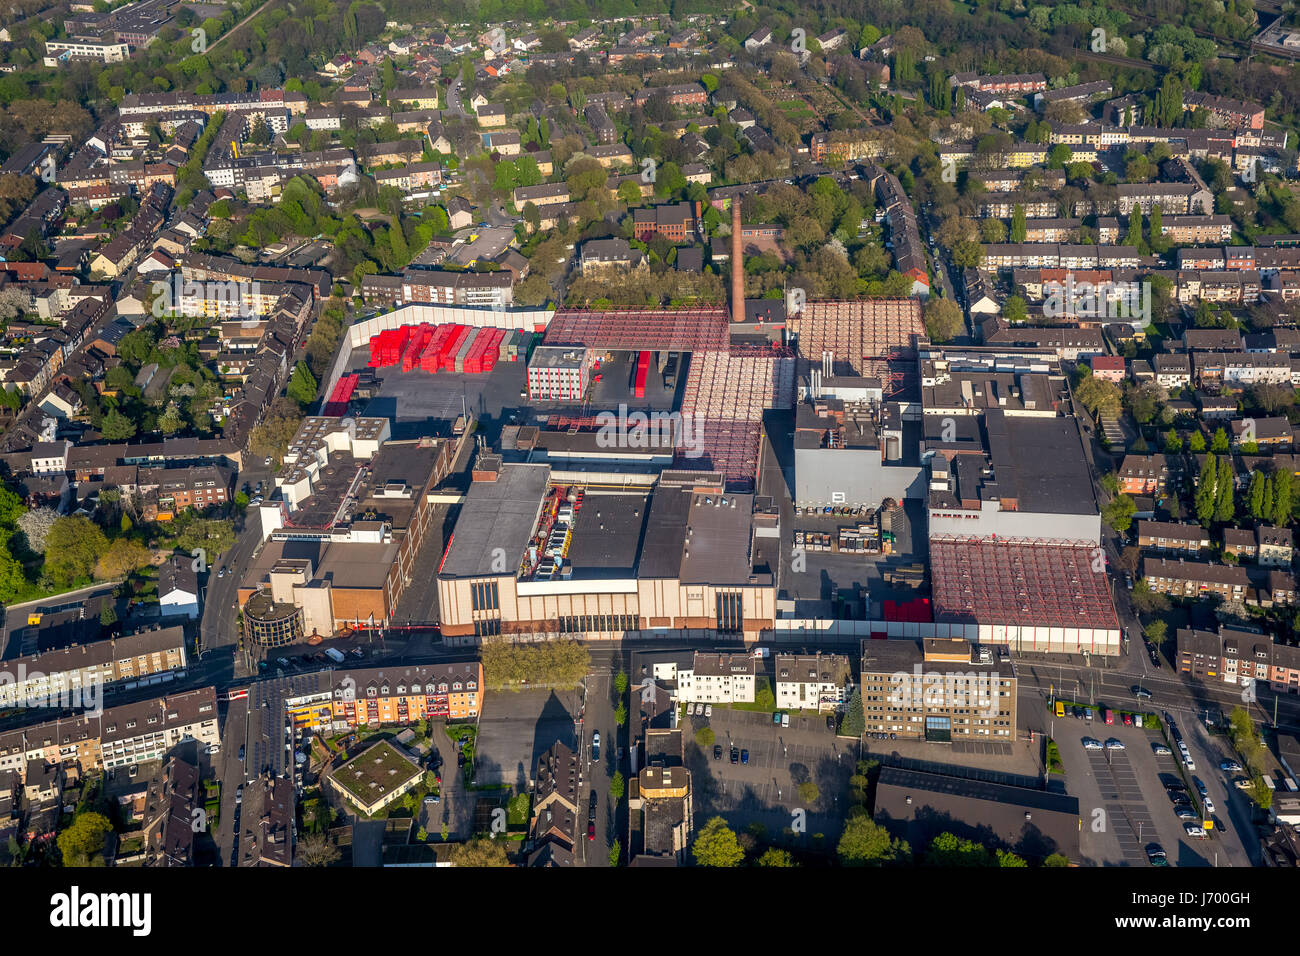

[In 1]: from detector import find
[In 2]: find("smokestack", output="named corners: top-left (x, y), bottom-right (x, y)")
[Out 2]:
top-left (731, 198), bottom-right (744, 326)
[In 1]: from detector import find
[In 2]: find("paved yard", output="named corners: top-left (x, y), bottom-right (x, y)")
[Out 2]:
top-left (687, 707), bottom-right (854, 846)
top-left (474, 687), bottom-right (581, 788)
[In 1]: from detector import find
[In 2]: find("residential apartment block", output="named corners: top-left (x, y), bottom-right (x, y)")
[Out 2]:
top-left (774, 653), bottom-right (851, 713)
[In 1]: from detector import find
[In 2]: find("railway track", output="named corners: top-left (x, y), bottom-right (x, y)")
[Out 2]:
top-left (1075, 49), bottom-right (1157, 72)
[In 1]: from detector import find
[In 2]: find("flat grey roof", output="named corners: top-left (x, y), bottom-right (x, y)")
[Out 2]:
top-left (566, 494), bottom-right (646, 578)
top-left (440, 463), bottom-right (550, 578)
top-left (987, 411), bottom-right (1096, 515)
top-left (680, 491), bottom-right (755, 585)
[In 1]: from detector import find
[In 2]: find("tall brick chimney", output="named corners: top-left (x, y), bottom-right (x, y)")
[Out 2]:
top-left (731, 198), bottom-right (744, 326)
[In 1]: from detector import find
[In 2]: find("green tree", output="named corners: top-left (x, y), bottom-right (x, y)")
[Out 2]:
top-left (841, 688), bottom-right (864, 737)
top-left (926, 831), bottom-right (994, 866)
top-left (615, 670), bottom-right (628, 695)
top-left (1102, 493), bottom-right (1136, 533)
top-left (696, 726), bottom-right (716, 749)
top-left (1272, 469), bottom-right (1293, 526)
top-left (1073, 375), bottom-right (1122, 418)
top-left (797, 781), bottom-right (820, 804)
top-left (448, 836), bottom-right (510, 866)
top-left (1009, 204), bottom-right (1027, 243)
top-left (95, 537), bottom-right (151, 579)
top-left (923, 297), bottom-right (963, 343)
top-left (56, 811), bottom-right (112, 865)
top-left (1130, 578), bottom-right (1170, 616)
top-left (480, 639), bottom-right (591, 688)
top-left (997, 849), bottom-right (1028, 867)
top-left (158, 402), bottom-right (184, 436)
top-left (1250, 470), bottom-right (1267, 519)
top-left (1044, 853), bottom-right (1070, 867)
top-left (1003, 295), bottom-right (1028, 324)
top-left (0, 545), bottom-right (26, 603)
top-left (1189, 431), bottom-right (1206, 453)
top-left (609, 771), bottom-right (625, 802)
top-left (617, 180), bottom-right (642, 206)
top-left (99, 604), bottom-right (117, 627)
top-left (609, 839), bottom-right (621, 866)
top-left (1124, 207), bottom-right (1144, 251)
top-left (44, 516), bottom-right (109, 586)
top-left (692, 816), bottom-right (746, 867)
top-left (1144, 619), bottom-right (1168, 647)
top-left (837, 816), bottom-right (910, 866)
top-left (1215, 456), bottom-right (1236, 524)
top-left (1211, 427), bottom-right (1230, 454)
top-left (100, 408), bottom-right (137, 440)
top-left (757, 847), bottom-right (797, 867)
top-left (614, 701), bottom-right (627, 726)
top-left (1163, 429), bottom-right (1182, 453)
top-left (1195, 454), bottom-right (1219, 526)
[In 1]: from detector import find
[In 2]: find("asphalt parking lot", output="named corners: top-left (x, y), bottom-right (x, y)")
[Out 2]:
top-left (474, 687), bottom-right (580, 788)
top-left (687, 706), bottom-right (854, 843)
top-left (1057, 712), bottom-right (1223, 866)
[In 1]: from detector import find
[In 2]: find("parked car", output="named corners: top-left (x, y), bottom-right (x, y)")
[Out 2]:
top-left (588, 820), bottom-right (596, 841)
top-left (1173, 805), bottom-right (1197, 821)
top-left (1105, 738), bottom-right (1125, 751)
top-left (1219, 759), bottom-right (1243, 773)
top-left (1149, 646), bottom-right (1161, 667)
top-left (740, 749), bottom-right (749, 764)
top-left (1184, 824), bottom-right (1207, 838)
top-left (781, 713), bottom-right (790, 728)
top-left (1194, 776), bottom-right (1208, 799)
top-left (773, 712), bottom-right (782, 725)
top-left (705, 704), bottom-right (712, 718)
top-left (1204, 796), bottom-right (1216, 815)
top-left (1146, 843), bottom-right (1168, 866)
top-left (826, 715), bottom-right (836, 731)
top-left (238, 745), bottom-right (245, 761)
top-left (1073, 706), bottom-right (1085, 719)
top-left (713, 745), bottom-right (723, 760)
top-left (1082, 737), bottom-right (1104, 750)
top-left (591, 732), bottom-right (600, 761)
top-left (1153, 744), bottom-right (1172, 756)
top-left (729, 747), bottom-right (739, 764)
top-left (1122, 712), bottom-right (1133, 726)
top-left (1233, 777), bottom-right (1252, 790)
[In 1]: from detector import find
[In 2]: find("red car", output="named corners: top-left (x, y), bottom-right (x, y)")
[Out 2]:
top-left (1123, 712), bottom-right (1133, 726)
top-left (587, 821), bottom-right (596, 841)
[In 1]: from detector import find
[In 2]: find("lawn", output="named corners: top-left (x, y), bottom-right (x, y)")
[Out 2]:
top-left (728, 677), bottom-right (777, 713)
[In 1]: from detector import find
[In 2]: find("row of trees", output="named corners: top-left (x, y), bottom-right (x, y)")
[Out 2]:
top-left (479, 638), bottom-right (592, 689)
